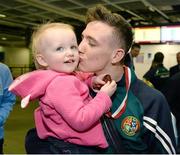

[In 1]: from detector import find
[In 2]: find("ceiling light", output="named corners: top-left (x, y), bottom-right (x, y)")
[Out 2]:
top-left (0, 14), bottom-right (6, 18)
top-left (1, 37), bottom-right (7, 40)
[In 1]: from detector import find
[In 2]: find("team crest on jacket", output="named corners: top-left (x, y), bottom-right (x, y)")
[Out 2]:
top-left (121, 116), bottom-right (140, 136)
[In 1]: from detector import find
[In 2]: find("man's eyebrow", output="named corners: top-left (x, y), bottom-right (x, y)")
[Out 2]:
top-left (81, 33), bottom-right (98, 44)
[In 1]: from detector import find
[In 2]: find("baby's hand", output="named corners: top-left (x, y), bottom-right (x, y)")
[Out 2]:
top-left (100, 80), bottom-right (117, 97)
top-left (93, 74), bottom-right (112, 90)
top-left (92, 74), bottom-right (106, 90)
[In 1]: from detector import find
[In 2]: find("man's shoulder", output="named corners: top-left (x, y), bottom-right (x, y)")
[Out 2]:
top-left (133, 80), bottom-right (170, 123)
top-left (132, 79), bottom-right (166, 105)
top-left (133, 78), bottom-right (157, 93)
top-left (170, 72), bottom-right (180, 82)
top-left (170, 64), bottom-right (178, 70)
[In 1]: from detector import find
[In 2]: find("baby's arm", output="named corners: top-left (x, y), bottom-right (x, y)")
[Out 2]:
top-left (49, 76), bottom-right (116, 131)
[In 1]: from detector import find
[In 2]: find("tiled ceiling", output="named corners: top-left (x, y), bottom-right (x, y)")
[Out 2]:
top-left (1, 0), bottom-right (180, 47)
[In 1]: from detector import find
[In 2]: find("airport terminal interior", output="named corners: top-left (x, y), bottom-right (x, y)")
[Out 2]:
top-left (1, 0), bottom-right (180, 153)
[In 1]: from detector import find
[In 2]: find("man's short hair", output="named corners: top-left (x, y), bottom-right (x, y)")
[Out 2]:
top-left (86, 4), bottom-right (133, 55)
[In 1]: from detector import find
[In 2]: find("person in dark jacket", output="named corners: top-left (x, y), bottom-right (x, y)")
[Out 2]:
top-left (78, 5), bottom-right (176, 154)
top-left (124, 43), bottom-right (141, 70)
top-left (161, 72), bottom-right (180, 153)
top-left (169, 52), bottom-right (180, 77)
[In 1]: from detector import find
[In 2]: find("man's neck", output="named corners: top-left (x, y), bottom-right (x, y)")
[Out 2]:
top-left (95, 65), bottom-right (124, 82)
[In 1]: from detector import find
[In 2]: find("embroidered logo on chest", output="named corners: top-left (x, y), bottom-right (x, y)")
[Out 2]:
top-left (121, 116), bottom-right (140, 136)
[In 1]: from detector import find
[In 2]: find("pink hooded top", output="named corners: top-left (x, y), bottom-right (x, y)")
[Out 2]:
top-left (9, 70), bottom-right (112, 148)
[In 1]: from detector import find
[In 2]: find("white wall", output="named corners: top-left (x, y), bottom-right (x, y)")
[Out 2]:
top-left (134, 44), bottom-right (180, 79)
top-left (2, 47), bottom-right (30, 67)
top-left (1, 46), bottom-right (31, 77)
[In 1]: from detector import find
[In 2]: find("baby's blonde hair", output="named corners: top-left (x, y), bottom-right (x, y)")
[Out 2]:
top-left (31, 22), bottom-right (74, 69)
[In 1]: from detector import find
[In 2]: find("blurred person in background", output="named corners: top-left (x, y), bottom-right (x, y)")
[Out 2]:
top-left (169, 51), bottom-right (180, 77)
top-left (0, 62), bottom-right (16, 153)
top-left (161, 72), bottom-right (180, 153)
top-left (143, 52), bottom-right (169, 92)
top-left (124, 43), bottom-right (141, 69)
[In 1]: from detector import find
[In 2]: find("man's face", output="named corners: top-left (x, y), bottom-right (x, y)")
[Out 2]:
top-left (78, 21), bottom-right (117, 74)
top-left (131, 47), bottom-right (140, 58)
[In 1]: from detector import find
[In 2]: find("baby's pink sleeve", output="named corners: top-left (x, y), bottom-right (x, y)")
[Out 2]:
top-left (9, 70), bottom-right (59, 108)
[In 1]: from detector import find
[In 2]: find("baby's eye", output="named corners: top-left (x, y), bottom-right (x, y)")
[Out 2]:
top-left (56, 47), bottom-right (64, 52)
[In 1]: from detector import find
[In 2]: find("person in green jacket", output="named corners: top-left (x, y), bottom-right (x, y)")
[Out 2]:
top-left (143, 52), bottom-right (169, 92)
top-left (78, 5), bottom-right (176, 154)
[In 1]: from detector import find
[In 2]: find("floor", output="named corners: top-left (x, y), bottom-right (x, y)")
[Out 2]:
top-left (4, 99), bottom-right (38, 154)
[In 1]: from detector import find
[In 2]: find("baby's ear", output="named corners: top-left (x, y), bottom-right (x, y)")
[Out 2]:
top-left (36, 54), bottom-right (48, 67)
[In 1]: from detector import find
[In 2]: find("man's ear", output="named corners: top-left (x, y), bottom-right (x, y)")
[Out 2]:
top-left (36, 54), bottom-right (48, 67)
top-left (111, 48), bottom-right (125, 64)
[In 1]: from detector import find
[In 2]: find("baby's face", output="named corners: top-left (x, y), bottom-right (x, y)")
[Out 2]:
top-left (38, 27), bottom-right (79, 73)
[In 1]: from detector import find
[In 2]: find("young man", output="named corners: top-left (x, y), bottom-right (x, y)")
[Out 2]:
top-left (0, 63), bottom-right (16, 153)
top-left (78, 5), bottom-right (176, 154)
